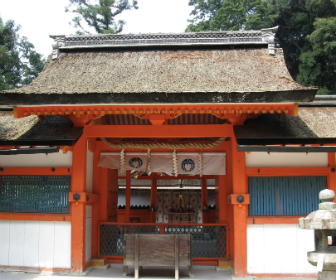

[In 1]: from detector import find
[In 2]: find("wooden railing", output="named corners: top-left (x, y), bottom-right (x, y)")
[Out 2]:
top-left (98, 222), bottom-right (228, 260)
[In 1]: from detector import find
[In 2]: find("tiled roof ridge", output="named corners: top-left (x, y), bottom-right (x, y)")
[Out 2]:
top-left (50, 26), bottom-right (278, 59)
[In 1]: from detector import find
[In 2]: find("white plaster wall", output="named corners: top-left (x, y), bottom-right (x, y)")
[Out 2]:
top-left (0, 220), bottom-right (71, 268)
top-left (247, 224), bottom-right (317, 274)
top-left (86, 146), bottom-right (93, 193)
top-left (0, 150), bottom-right (73, 167)
top-left (85, 205), bottom-right (92, 262)
top-left (118, 190), bottom-right (151, 206)
top-left (245, 152), bottom-right (328, 168)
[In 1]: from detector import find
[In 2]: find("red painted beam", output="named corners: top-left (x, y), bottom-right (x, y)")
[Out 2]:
top-left (84, 124), bottom-right (233, 138)
top-left (0, 167), bottom-right (72, 175)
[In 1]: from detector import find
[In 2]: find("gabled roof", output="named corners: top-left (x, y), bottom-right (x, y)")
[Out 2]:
top-left (0, 112), bottom-right (83, 146)
top-left (234, 107), bottom-right (336, 145)
top-left (0, 29), bottom-right (317, 105)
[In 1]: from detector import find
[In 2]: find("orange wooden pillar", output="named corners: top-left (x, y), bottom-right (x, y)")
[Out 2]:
top-left (201, 176), bottom-right (208, 223)
top-left (150, 178), bottom-right (157, 223)
top-left (92, 145), bottom-right (101, 258)
top-left (124, 170), bottom-right (131, 222)
top-left (231, 137), bottom-right (247, 277)
top-left (70, 134), bottom-right (87, 272)
top-left (328, 153), bottom-right (336, 198)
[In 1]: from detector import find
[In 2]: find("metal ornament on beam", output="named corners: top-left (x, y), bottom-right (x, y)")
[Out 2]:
top-left (13, 104), bottom-right (298, 119)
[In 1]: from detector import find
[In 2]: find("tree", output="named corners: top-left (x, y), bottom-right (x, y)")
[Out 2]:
top-left (186, 0), bottom-right (276, 32)
top-left (0, 17), bottom-right (45, 90)
top-left (297, 17), bottom-right (336, 94)
top-left (186, 0), bottom-right (336, 94)
top-left (272, 0), bottom-right (336, 90)
top-left (65, 0), bottom-right (138, 35)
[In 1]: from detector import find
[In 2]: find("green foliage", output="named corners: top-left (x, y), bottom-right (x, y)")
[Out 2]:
top-left (186, 0), bottom-right (336, 94)
top-left (0, 17), bottom-right (45, 90)
top-left (186, 0), bottom-right (276, 32)
top-left (66, 0), bottom-right (138, 35)
top-left (297, 17), bottom-right (336, 94)
top-left (272, 0), bottom-right (336, 86)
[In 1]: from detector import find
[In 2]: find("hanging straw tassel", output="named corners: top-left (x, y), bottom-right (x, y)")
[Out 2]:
top-left (147, 149), bottom-right (152, 175)
top-left (120, 149), bottom-right (125, 174)
top-left (173, 150), bottom-right (178, 177)
top-left (199, 152), bottom-right (203, 177)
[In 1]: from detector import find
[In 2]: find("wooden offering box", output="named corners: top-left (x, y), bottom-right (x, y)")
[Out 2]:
top-left (123, 234), bottom-right (193, 280)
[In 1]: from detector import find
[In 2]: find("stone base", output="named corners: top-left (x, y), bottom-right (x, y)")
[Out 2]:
top-left (319, 270), bottom-right (336, 280)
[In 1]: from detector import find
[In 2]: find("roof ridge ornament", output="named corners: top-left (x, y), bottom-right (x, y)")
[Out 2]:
top-left (48, 30), bottom-right (271, 51)
top-left (261, 26), bottom-right (278, 55)
top-left (50, 35), bottom-right (65, 60)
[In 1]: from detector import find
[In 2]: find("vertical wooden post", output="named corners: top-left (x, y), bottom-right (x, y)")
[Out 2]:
top-left (231, 137), bottom-right (247, 277)
top-left (135, 234), bottom-right (139, 279)
top-left (91, 146), bottom-right (101, 257)
top-left (125, 170), bottom-right (131, 222)
top-left (150, 177), bottom-right (157, 223)
top-left (328, 153), bottom-right (336, 199)
top-left (201, 176), bottom-right (208, 223)
top-left (100, 167), bottom-right (108, 221)
top-left (175, 235), bottom-right (179, 280)
top-left (216, 175), bottom-right (228, 223)
top-left (107, 169), bottom-right (118, 222)
top-left (70, 134), bottom-right (87, 272)
top-left (188, 235), bottom-right (194, 277)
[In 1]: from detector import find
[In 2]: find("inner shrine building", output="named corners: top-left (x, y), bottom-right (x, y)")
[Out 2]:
top-left (1, 27), bottom-right (336, 278)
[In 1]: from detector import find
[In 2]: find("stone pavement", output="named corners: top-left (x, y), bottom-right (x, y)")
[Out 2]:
top-left (0, 264), bottom-right (317, 280)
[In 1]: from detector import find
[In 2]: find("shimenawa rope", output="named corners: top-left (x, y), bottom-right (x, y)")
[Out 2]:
top-left (101, 137), bottom-right (225, 150)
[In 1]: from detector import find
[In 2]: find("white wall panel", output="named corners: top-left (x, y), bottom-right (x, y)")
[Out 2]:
top-left (263, 225), bottom-right (281, 273)
top-left (297, 228), bottom-right (317, 273)
top-left (8, 221), bottom-right (25, 266)
top-left (279, 225), bottom-right (298, 273)
top-left (0, 220), bottom-right (72, 269)
top-left (245, 152), bottom-right (328, 168)
top-left (247, 224), bottom-right (318, 274)
top-left (247, 224), bottom-right (264, 273)
top-left (86, 146), bottom-right (93, 193)
top-left (0, 150), bottom-right (72, 167)
top-left (38, 222), bottom-right (55, 268)
top-left (0, 220), bottom-right (10, 265)
top-left (23, 221), bottom-right (39, 267)
top-left (54, 222), bottom-right (71, 268)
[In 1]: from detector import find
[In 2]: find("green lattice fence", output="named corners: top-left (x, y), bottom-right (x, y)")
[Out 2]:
top-left (0, 175), bottom-right (70, 213)
top-left (99, 223), bottom-right (227, 259)
top-left (165, 225), bottom-right (227, 258)
top-left (100, 224), bottom-right (160, 256)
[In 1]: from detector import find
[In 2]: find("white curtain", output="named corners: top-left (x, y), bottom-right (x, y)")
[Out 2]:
top-left (151, 154), bottom-right (174, 173)
top-left (98, 152), bottom-right (226, 175)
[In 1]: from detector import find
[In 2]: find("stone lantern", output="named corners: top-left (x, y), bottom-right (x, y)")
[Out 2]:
top-left (299, 189), bottom-right (336, 280)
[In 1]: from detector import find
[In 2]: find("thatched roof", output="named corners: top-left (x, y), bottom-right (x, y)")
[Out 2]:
top-left (0, 112), bottom-right (83, 146)
top-left (0, 112), bottom-right (39, 141)
top-left (0, 30), bottom-right (316, 105)
top-left (234, 107), bottom-right (336, 145)
top-left (3, 48), bottom-right (311, 95)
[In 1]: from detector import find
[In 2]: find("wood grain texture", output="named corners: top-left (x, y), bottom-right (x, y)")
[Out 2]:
top-left (123, 234), bottom-right (192, 277)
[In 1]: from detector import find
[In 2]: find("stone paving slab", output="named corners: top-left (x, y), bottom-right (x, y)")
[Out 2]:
top-left (0, 265), bottom-right (232, 280)
top-left (0, 265), bottom-right (318, 280)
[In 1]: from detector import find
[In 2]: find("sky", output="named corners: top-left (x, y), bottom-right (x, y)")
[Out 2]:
top-left (0, 0), bottom-right (193, 59)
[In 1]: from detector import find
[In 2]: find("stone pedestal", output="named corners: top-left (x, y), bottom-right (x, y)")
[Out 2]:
top-left (299, 189), bottom-right (336, 279)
